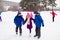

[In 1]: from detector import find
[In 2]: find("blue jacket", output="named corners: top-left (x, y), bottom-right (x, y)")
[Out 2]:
top-left (14, 16), bottom-right (24, 27)
top-left (34, 14), bottom-right (44, 28)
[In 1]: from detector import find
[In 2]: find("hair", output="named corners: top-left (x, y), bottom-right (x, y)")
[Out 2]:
top-left (26, 12), bottom-right (33, 18)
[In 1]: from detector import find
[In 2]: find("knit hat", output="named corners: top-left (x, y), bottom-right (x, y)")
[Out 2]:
top-left (18, 10), bottom-right (21, 15)
top-left (17, 10), bottom-right (22, 16)
top-left (34, 9), bottom-right (38, 14)
top-left (26, 12), bottom-right (33, 18)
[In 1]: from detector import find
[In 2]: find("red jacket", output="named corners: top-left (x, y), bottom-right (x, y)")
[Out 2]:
top-left (51, 11), bottom-right (57, 17)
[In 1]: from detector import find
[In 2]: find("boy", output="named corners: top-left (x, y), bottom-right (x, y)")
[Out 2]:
top-left (33, 10), bottom-right (44, 39)
top-left (14, 10), bottom-right (24, 36)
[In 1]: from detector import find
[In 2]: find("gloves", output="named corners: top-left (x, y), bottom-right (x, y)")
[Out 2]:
top-left (42, 25), bottom-right (44, 27)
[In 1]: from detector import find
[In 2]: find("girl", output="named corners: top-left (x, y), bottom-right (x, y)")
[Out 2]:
top-left (24, 12), bottom-right (33, 35)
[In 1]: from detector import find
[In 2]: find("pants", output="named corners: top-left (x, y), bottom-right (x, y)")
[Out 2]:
top-left (52, 16), bottom-right (55, 22)
top-left (16, 26), bottom-right (22, 34)
top-left (35, 27), bottom-right (41, 37)
top-left (29, 29), bottom-right (31, 34)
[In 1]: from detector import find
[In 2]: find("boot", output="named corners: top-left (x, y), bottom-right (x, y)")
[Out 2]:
top-left (20, 33), bottom-right (22, 36)
top-left (34, 35), bottom-right (37, 37)
top-left (16, 32), bottom-right (18, 35)
top-left (38, 36), bottom-right (40, 39)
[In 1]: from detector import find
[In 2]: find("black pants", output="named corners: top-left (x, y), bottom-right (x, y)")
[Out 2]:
top-left (52, 16), bottom-right (55, 22)
top-left (29, 29), bottom-right (31, 34)
top-left (16, 26), bottom-right (22, 34)
top-left (35, 27), bottom-right (41, 37)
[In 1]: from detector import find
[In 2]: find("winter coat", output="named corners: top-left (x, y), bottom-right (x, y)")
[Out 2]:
top-left (14, 16), bottom-right (24, 27)
top-left (24, 18), bottom-right (33, 29)
top-left (34, 14), bottom-right (44, 28)
top-left (51, 11), bottom-right (57, 17)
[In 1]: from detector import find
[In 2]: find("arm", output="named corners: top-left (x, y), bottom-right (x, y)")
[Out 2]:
top-left (53, 12), bottom-right (57, 16)
top-left (14, 16), bottom-right (17, 24)
top-left (22, 17), bottom-right (24, 25)
top-left (31, 17), bottom-right (35, 23)
top-left (23, 18), bottom-right (28, 24)
top-left (38, 16), bottom-right (44, 27)
top-left (55, 13), bottom-right (57, 16)
top-left (41, 19), bottom-right (44, 27)
top-left (31, 17), bottom-right (34, 20)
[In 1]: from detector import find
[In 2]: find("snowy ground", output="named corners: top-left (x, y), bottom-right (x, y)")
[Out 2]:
top-left (0, 11), bottom-right (60, 40)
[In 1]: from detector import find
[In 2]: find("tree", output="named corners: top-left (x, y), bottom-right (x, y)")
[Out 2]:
top-left (20, 0), bottom-right (56, 11)
top-left (0, 0), bottom-right (4, 10)
top-left (48, 0), bottom-right (56, 11)
top-left (0, 0), bottom-right (19, 11)
top-left (20, 0), bottom-right (40, 11)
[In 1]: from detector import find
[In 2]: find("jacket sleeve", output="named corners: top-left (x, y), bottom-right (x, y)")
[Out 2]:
top-left (55, 13), bottom-right (57, 16)
top-left (31, 17), bottom-right (35, 23)
top-left (14, 16), bottom-right (17, 24)
top-left (38, 16), bottom-right (44, 27)
top-left (23, 18), bottom-right (27, 24)
top-left (31, 17), bottom-right (35, 21)
top-left (21, 18), bottom-right (24, 24)
top-left (41, 19), bottom-right (44, 27)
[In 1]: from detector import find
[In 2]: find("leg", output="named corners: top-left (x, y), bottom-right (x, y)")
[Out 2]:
top-left (30, 29), bottom-right (31, 34)
top-left (29, 29), bottom-right (31, 37)
top-left (37, 28), bottom-right (41, 39)
top-left (16, 26), bottom-right (18, 34)
top-left (34, 28), bottom-right (38, 37)
top-left (19, 27), bottom-right (22, 36)
top-left (53, 16), bottom-right (54, 22)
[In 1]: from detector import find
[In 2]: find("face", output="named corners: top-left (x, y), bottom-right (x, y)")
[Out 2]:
top-left (18, 14), bottom-right (22, 16)
top-left (38, 8), bottom-right (40, 12)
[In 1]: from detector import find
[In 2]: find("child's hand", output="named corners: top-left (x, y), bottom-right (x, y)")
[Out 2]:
top-left (42, 25), bottom-right (44, 27)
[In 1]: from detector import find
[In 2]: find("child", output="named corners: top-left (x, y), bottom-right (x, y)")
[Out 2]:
top-left (14, 10), bottom-right (24, 36)
top-left (50, 10), bottom-right (57, 22)
top-left (24, 12), bottom-right (33, 36)
top-left (33, 10), bottom-right (44, 39)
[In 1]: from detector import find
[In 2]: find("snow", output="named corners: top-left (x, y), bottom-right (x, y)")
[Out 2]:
top-left (0, 11), bottom-right (60, 40)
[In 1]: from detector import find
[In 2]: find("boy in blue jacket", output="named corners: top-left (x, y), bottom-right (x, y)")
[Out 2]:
top-left (34, 10), bottom-right (44, 39)
top-left (14, 10), bottom-right (24, 36)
